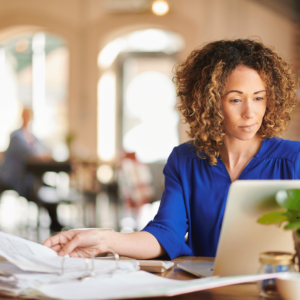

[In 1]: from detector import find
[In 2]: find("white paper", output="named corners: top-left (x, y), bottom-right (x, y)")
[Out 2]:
top-left (0, 261), bottom-right (131, 290)
top-left (36, 270), bottom-right (285, 300)
top-left (0, 231), bottom-right (137, 275)
top-left (0, 231), bottom-right (138, 298)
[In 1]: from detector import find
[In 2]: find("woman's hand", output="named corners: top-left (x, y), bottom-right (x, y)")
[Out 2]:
top-left (42, 229), bottom-right (113, 258)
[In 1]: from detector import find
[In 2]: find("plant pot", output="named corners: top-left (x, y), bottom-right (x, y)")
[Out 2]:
top-left (293, 229), bottom-right (300, 272)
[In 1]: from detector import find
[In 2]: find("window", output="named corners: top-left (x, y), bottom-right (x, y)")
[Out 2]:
top-left (0, 31), bottom-right (69, 159)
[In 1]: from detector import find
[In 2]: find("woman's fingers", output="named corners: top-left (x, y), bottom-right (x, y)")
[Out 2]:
top-left (43, 230), bottom-right (83, 249)
top-left (50, 244), bottom-right (63, 252)
top-left (43, 232), bottom-right (71, 248)
top-left (58, 234), bottom-right (85, 256)
top-left (69, 251), bottom-right (79, 258)
top-left (43, 237), bottom-right (55, 248)
top-left (43, 229), bottom-right (108, 258)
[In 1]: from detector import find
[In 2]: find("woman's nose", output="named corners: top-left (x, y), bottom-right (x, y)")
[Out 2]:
top-left (242, 101), bottom-right (254, 119)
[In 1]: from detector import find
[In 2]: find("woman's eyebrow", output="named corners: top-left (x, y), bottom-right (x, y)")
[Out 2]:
top-left (253, 89), bottom-right (266, 94)
top-left (225, 90), bottom-right (243, 95)
top-left (225, 89), bottom-right (266, 95)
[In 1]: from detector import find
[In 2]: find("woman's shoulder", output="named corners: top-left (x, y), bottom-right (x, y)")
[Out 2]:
top-left (173, 141), bottom-right (199, 159)
top-left (260, 137), bottom-right (300, 162)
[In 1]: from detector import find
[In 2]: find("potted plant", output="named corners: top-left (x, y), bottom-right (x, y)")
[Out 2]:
top-left (257, 189), bottom-right (300, 271)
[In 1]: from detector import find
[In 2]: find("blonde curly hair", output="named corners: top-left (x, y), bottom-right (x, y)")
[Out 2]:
top-left (174, 39), bottom-right (299, 165)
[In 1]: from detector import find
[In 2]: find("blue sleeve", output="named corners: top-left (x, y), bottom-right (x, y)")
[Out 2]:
top-left (294, 149), bottom-right (300, 179)
top-left (142, 147), bottom-right (192, 259)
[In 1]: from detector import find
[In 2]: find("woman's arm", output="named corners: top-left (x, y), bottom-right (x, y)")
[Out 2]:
top-left (43, 230), bottom-right (166, 259)
top-left (43, 147), bottom-right (190, 260)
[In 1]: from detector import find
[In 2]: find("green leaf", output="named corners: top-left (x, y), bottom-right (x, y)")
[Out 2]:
top-left (284, 221), bottom-right (300, 230)
top-left (288, 210), bottom-right (300, 223)
top-left (257, 211), bottom-right (288, 227)
top-left (276, 189), bottom-right (300, 211)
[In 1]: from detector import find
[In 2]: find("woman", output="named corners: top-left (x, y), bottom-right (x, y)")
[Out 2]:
top-left (43, 39), bottom-right (300, 260)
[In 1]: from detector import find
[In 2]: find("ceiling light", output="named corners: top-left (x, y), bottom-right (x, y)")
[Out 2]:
top-left (152, 0), bottom-right (169, 16)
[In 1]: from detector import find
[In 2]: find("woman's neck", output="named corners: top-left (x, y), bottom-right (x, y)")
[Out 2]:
top-left (219, 135), bottom-right (262, 181)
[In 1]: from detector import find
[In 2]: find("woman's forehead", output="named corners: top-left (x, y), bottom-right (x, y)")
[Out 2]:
top-left (224, 65), bottom-right (265, 93)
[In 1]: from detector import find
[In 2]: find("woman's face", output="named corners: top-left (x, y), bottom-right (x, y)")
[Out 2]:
top-left (221, 65), bottom-right (267, 141)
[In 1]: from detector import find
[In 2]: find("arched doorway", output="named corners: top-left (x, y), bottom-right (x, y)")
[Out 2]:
top-left (97, 28), bottom-right (184, 164)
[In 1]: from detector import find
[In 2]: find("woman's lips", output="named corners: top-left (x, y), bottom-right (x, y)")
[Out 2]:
top-left (239, 124), bottom-right (256, 132)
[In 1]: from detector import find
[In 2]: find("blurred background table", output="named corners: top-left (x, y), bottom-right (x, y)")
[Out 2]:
top-left (26, 159), bottom-right (72, 175)
top-left (25, 159), bottom-right (73, 232)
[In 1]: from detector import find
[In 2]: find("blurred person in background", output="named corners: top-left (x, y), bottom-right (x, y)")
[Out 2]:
top-left (0, 108), bottom-right (50, 200)
top-left (44, 39), bottom-right (300, 260)
top-left (118, 151), bottom-right (154, 208)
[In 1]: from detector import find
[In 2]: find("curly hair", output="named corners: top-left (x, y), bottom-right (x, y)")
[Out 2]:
top-left (174, 39), bottom-right (299, 165)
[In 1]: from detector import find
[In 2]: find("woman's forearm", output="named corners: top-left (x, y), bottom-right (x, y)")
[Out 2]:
top-left (107, 231), bottom-right (166, 259)
top-left (43, 229), bottom-right (166, 259)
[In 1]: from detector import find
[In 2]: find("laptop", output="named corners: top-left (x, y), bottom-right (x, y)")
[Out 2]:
top-left (178, 180), bottom-right (299, 277)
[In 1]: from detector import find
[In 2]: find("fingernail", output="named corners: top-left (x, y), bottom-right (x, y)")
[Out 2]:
top-left (58, 251), bottom-right (64, 256)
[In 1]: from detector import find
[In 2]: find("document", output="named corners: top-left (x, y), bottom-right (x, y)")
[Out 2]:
top-left (0, 231), bottom-right (138, 297)
top-left (35, 270), bottom-right (284, 300)
top-left (0, 231), bottom-right (138, 274)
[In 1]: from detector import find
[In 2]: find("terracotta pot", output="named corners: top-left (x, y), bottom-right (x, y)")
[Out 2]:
top-left (293, 229), bottom-right (300, 272)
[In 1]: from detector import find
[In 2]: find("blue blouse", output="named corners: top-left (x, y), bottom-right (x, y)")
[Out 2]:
top-left (142, 137), bottom-right (300, 259)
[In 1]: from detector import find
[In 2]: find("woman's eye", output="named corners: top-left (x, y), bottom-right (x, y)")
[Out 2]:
top-left (254, 97), bottom-right (264, 101)
top-left (230, 99), bottom-right (240, 103)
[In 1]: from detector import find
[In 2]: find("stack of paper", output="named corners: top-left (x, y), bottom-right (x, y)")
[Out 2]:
top-left (0, 231), bottom-right (138, 273)
top-left (0, 231), bottom-right (138, 297)
top-left (0, 231), bottom-right (286, 300)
